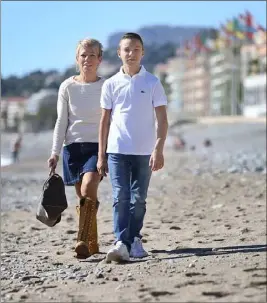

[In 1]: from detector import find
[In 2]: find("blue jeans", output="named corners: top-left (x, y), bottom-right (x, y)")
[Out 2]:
top-left (108, 153), bottom-right (152, 251)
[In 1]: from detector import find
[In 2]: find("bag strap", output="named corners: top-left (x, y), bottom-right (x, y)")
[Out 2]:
top-left (49, 168), bottom-right (55, 176)
top-left (43, 172), bottom-right (61, 191)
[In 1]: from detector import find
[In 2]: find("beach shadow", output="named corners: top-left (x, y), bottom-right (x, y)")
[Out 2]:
top-left (79, 257), bottom-right (149, 265)
top-left (76, 244), bottom-right (267, 264)
top-left (105, 259), bottom-right (149, 265)
top-left (78, 256), bottom-right (106, 263)
top-left (75, 251), bottom-right (107, 262)
top-left (151, 244), bottom-right (267, 260)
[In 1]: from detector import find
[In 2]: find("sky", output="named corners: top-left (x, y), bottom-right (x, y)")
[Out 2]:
top-left (1, 1), bottom-right (266, 78)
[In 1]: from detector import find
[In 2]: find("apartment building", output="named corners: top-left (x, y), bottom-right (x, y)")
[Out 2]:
top-left (153, 63), bottom-right (168, 80)
top-left (241, 30), bottom-right (266, 80)
top-left (180, 54), bottom-right (210, 116)
top-left (241, 44), bottom-right (260, 80)
top-left (209, 49), bottom-right (241, 115)
top-left (1, 97), bottom-right (26, 131)
top-left (243, 73), bottom-right (266, 117)
top-left (241, 31), bottom-right (266, 117)
top-left (164, 57), bottom-right (185, 111)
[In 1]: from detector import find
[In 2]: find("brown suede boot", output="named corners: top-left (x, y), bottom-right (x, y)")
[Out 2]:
top-left (75, 198), bottom-right (99, 258)
top-left (75, 197), bottom-right (90, 258)
top-left (88, 199), bottom-right (99, 255)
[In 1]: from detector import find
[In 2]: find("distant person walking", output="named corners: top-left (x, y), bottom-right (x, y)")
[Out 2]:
top-left (47, 38), bottom-right (104, 259)
top-left (97, 33), bottom-right (169, 262)
top-left (11, 133), bottom-right (22, 163)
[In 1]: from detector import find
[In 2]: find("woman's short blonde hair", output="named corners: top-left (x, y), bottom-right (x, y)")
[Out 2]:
top-left (76, 38), bottom-right (103, 59)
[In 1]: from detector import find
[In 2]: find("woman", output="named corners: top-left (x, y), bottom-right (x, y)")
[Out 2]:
top-left (47, 38), bottom-right (104, 259)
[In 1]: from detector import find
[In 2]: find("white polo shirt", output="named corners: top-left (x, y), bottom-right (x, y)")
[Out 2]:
top-left (100, 66), bottom-right (167, 155)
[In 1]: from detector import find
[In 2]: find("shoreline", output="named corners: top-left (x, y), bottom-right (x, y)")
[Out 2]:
top-left (1, 155), bottom-right (13, 167)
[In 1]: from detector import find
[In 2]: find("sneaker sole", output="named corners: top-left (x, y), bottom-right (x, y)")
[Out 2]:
top-left (106, 251), bottom-right (129, 262)
top-left (129, 253), bottom-right (148, 258)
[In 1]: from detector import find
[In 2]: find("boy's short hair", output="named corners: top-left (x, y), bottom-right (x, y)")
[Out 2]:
top-left (119, 32), bottom-right (144, 48)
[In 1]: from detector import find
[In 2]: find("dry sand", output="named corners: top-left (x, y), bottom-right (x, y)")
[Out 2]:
top-left (1, 121), bottom-right (266, 302)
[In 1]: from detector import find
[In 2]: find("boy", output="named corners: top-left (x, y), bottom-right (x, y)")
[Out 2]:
top-left (97, 33), bottom-right (168, 262)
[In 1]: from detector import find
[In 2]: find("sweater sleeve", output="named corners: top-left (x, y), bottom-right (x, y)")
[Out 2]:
top-left (51, 82), bottom-right (69, 156)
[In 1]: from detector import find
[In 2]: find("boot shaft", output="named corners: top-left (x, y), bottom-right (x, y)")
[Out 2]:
top-left (76, 198), bottom-right (99, 256)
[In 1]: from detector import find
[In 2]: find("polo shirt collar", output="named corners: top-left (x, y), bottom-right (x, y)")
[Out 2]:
top-left (119, 65), bottom-right (146, 77)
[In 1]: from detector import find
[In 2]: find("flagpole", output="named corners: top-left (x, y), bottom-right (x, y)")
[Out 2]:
top-left (231, 44), bottom-right (235, 115)
top-left (231, 38), bottom-right (238, 115)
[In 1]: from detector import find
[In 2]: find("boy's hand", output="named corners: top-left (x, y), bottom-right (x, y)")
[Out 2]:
top-left (97, 157), bottom-right (108, 177)
top-left (149, 150), bottom-right (164, 171)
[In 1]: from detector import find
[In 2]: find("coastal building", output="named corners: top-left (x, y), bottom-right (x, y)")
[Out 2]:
top-left (98, 60), bottom-right (119, 78)
top-left (240, 43), bottom-right (266, 80)
top-left (240, 30), bottom-right (266, 117)
top-left (243, 73), bottom-right (266, 117)
top-left (0, 96), bottom-right (27, 132)
top-left (24, 89), bottom-right (58, 132)
top-left (154, 63), bottom-right (168, 82)
top-left (209, 48), bottom-right (242, 115)
top-left (180, 53), bottom-right (210, 116)
top-left (164, 56), bottom-right (185, 111)
top-left (153, 63), bottom-right (171, 104)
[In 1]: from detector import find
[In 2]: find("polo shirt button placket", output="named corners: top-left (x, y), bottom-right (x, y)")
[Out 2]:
top-left (130, 77), bottom-right (136, 96)
top-left (128, 77), bottom-right (133, 97)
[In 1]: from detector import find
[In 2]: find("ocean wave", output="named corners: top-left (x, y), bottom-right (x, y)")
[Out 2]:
top-left (1, 155), bottom-right (13, 167)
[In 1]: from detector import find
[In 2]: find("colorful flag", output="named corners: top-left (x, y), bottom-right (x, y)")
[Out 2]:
top-left (238, 13), bottom-right (247, 31)
top-left (221, 22), bottom-right (233, 37)
top-left (244, 11), bottom-right (257, 40)
top-left (214, 32), bottom-right (225, 50)
top-left (215, 31), bottom-right (231, 50)
top-left (194, 34), bottom-right (202, 52)
top-left (183, 40), bottom-right (192, 57)
top-left (205, 37), bottom-right (216, 51)
top-left (225, 19), bottom-right (234, 34)
top-left (233, 17), bottom-right (246, 40)
top-left (257, 25), bottom-right (266, 32)
top-left (199, 32), bottom-right (210, 52)
top-left (253, 26), bottom-right (267, 45)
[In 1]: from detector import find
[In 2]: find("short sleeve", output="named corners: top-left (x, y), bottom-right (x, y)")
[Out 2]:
top-left (152, 80), bottom-right (168, 107)
top-left (100, 80), bottom-right (112, 109)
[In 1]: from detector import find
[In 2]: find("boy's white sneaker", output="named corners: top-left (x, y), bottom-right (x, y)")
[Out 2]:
top-left (130, 237), bottom-right (148, 258)
top-left (106, 241), bottom-right (130, 262)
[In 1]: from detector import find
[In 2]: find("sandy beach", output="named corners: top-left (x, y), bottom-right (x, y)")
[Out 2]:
top-left (1, 119), bottom-right (266, 302)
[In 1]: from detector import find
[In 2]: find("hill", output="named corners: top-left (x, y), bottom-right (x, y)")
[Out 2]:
top-left (1, 25), bottom-right (215, 97)
top-left (107, 24), bottom-right (213, 47)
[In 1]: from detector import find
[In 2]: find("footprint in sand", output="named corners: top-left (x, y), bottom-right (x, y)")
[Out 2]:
top-left (175, 280), bottom-right (217, 288)
top-left (169, 226), bottom-right (181, 230)
top-left (185, 272), bottom-right (207, 277)
top-left (66, 230), bottom-right (76, 235)
top-left (246, 281), bottom-right (267, 288)
top-left (202, 291), bottom-right (232, 298)
top-left (150, 290), bottom-right (174, 297)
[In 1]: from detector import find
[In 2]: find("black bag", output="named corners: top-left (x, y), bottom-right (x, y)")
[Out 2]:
top-left (36, 172), bottom-right (68, 227)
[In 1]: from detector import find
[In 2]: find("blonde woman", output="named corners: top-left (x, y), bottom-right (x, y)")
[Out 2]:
top-left (47, 39), bottom-right (104, 259)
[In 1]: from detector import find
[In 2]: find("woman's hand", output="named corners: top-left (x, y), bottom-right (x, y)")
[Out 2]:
top-left (47, 154), bottom-right (59, 174)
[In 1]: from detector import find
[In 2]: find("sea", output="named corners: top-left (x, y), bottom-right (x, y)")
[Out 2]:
top-left (1, 155), bottom-right (13, 167)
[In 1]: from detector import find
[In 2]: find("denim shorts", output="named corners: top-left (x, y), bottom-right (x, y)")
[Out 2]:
top-left (63, 142), bottom-right (99, 186)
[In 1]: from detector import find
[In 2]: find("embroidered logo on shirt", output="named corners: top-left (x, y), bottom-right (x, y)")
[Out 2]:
top-left (141, 90), bottom-right (145, 93)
